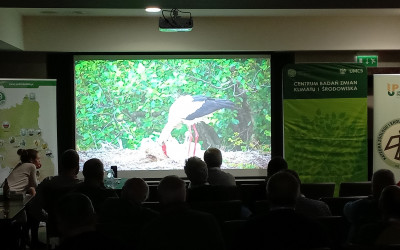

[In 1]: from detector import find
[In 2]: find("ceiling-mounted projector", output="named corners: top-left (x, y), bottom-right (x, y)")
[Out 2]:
top-left (159, 9), bottom-right (193, 32)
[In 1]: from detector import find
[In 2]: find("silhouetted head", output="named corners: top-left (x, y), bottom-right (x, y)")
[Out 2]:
top-left (379, 185), bottom-right (400, 220)
top-left (267, 171), bottom-right (300, 208)
top-left (158, 175), bottom-right (186, 205)
top-left (17, 148), bottom-right (41, 168)
top-left (82, 158), bottom-right (104, 183)
top-left (184, 156), bottom-right (208, 186)
top-left (372, 169), bottom-right (395, 199)
top-left (282, 169), bottom-right (301, 185)
top-left (60, 149), bottom-right (79, 176)
top-left (204, 148), bottom-right (222, 168)
top-left (55, 193), bottom-right (96, 238)
top-left (266, 156), bottom-right (288, 178)
top-left (122, 178), bottom-right (149, 204)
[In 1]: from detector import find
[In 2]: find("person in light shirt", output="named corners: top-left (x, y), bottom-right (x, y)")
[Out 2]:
top-left (7, 148), bottom-right (41, 195)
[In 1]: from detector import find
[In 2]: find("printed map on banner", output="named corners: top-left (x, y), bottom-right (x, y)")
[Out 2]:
top-left (0, 79), bottom-right (58, 182)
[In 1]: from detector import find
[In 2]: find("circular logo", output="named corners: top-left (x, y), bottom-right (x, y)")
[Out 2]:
top-left (288, 69), bottom-right (296, 78)
top-left (0, 91), bottom-right (5, 106)
top-left (377, 118), bottom-right (400, 168)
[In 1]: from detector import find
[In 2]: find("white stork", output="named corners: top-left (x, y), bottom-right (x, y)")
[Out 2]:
top-left (158, 95), bottom-right (235, 157)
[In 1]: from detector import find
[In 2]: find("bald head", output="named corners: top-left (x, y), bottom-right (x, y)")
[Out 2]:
top-left (267, 171), bottom-right (300, 208)
top-left (122, 178), bottom-right (149, 204)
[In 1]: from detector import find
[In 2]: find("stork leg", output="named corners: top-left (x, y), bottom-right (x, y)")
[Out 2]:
top-left (187, 125), bottom-right (193, 156)
top-left (192, 124), bottom-right (199, 156)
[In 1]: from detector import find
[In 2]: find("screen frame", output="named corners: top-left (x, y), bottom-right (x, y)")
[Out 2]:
top-left (73, 52), bottom-right (275, 178)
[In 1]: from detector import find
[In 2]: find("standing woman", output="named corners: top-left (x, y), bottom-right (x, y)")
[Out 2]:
top-left (7, 148), bottom-right (41, 196)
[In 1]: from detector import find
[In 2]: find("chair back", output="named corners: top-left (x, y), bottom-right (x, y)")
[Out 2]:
top-left (186, 185), bottom-right (240, 202)
top-left (316, 216), bottom-right (349, 249)
top-left (222, 220), bottom-right (246, 250)
top-left (319, 197), bottom-right (366, 216)
top-left (301, 183), bottom-right (335, 200)
top-left (142, 201), bottom-right (162, 212)
top-left (339, 182), bottom-right (371, 197)
top-left (189, 200), bottom-right (243, 224)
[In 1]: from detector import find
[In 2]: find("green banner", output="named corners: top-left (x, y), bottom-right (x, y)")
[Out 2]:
top-left (284, 63), bottom-right (367, 99)
top-left (0, 78), bottom-right (58, 182)
top-left (0, 79), bottom-right (57, 88)
top-left (283, 63), bottom-right (368, 191)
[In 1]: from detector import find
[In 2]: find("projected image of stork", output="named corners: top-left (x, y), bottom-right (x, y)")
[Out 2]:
top-left (158, 95), bottom-right (236, 157)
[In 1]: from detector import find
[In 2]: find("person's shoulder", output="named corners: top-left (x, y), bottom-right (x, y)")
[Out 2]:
top-left (102, 196), bottom-right (121, 206)
top-left (104, 187), bottom-right (118, 197)
top-left (345, 196), bottom-right (373, 210)
top-left (141, 206), bottom-right (160, 218)
top-left (57, 231), bottom-right (128, 250)
top-left (39, 176), bottom-right (53, 184)
top-left (207, 167), bottom-right (219, 173)
top-left (185, 208), bottom-right (220, 224)
top-left (221, 170), bottom-right (236, 184)
top-left (21, 162), bottom-right (36, 170)
top-left (299, 196), bottom-right (329, 207)
top-left (74, 181), bottom-right (85, 190)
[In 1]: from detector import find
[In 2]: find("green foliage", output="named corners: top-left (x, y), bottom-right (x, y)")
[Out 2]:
top-left (75, 57), bottom-right (271, 151)
top-left (229, 162), bottom-right (259, 169)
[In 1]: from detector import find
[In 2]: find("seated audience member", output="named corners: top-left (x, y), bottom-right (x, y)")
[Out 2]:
top-left (343, 169), bottom-right (395, 243)
top-left (185, 156), bottom-right (239, 201)
top-left (98, 178), bottom-right (159, 248)
top-left (375, 185), bottom-right (400, 245)
top-left (31, 149), bottom-right (81, 219)
top-left (353, 185), bottom-right (400, 246)
top-left (140, 175), bottom-right (225, 250)
top-left (204, 147), bottom-right (236, 186)
top-left (235, 172), bottom-right (331, 250)
top-left (55, 193), bottom-right (125, 250)
top-left (264, 156), bottom-right (288, 183)
top-left (74, 158), bottom-right (118, 212)
top-left (30, 149), bottom-right (81, 247)
top-left (284, 169), bottom-right (331, 217)
top-left (184, 156), bottom-right (209, 189)
top-left (7, 148), bottom-right (41, 195)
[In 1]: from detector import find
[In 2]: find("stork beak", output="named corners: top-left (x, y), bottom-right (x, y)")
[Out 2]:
top-left (162, 143), bottom-right (168, 157)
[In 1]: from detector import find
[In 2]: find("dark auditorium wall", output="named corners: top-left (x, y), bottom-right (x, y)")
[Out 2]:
top-left (1, 50), bottom-right (400, 177)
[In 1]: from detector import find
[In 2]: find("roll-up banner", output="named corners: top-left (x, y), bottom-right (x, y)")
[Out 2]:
top-left (283, 64), bottom-right (368, 187)
top-left (374, 75), bottom-right (400, 181)
top-left (0, 79), bottom-right (58, 182)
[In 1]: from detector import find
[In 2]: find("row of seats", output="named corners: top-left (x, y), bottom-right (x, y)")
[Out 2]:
top-left (142, 199), bottom-right (354, 250)
top-left (222, 216), bottom-right (349, 250)
top-left (143, 196), bottom-right (363, 220)
top-left (143, 181), bottom-right (372, 202)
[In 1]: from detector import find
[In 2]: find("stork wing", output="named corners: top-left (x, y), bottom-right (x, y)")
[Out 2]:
top-left (185, 96), bottom-right (235, 120)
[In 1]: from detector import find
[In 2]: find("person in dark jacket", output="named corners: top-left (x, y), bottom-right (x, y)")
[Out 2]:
top-left (140, 175), bottom-right (225, 250)
top-left (235, 171), bottom-right (331, 250)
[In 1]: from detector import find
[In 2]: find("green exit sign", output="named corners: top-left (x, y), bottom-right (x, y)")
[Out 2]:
top-left (356, 55), bottom-right (378, 67)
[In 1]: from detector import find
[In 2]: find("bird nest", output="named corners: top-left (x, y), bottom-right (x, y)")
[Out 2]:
top-left (78, 139), bottom-right (270, 171)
